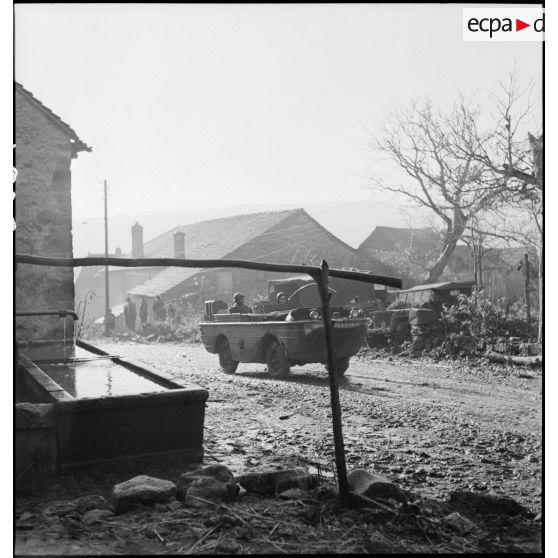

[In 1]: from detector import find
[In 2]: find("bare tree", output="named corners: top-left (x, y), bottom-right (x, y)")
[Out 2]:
top-left (371, 100), bottom-right (506, 282)
top-left (462, 70), bottom-right (541, 194)
top-left (459, 71), bottom-right (542, 341)
top-left (370, 67), bottom-right (541, 299)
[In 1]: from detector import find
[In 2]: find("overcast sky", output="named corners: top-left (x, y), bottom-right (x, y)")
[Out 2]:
top-left (15, 3), bottom-right (542, 226)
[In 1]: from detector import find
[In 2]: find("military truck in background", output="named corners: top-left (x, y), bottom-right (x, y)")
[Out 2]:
top-left (367, 281), bottom-right (475, 348)
top-left (254, 271), bottom-right (389, 314)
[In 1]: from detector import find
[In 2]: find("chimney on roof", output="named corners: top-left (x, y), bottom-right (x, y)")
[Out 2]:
top-left (174, 231), bottom-right (185, 259)
top-left (132, 222), bottom-right (144, 258)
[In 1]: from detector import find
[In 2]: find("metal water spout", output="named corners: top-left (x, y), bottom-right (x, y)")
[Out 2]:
top-left (15, 309), bottom-right (80, 357)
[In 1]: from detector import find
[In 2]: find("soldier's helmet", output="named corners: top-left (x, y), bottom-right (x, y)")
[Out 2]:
top-left (233, 292), bottom-right (245, 303)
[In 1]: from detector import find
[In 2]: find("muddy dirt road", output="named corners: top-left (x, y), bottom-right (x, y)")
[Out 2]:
top-left (15, 341), bottom-right (542, 554)
top-left (97, 342), bottom-right (542, 513)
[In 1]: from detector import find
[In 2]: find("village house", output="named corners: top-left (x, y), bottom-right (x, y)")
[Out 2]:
top-left (127, 208), bottom-right (394, 315)
top-left (358, 225), bottom-right (535, 305)
top-left (358, 226), bottom-right (470, 286)
top-left (359, 226), bottom-right (441, 254)
top-left (74, 222), bottom-right (161, 329)
top-left (15, 82), bottom-right (91, 352)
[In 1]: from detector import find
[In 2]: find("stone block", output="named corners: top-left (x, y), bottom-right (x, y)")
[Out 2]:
top-left (237, 468), bottom-right (314, 495)
top-left (178, 465), bottom-right (239, 506)
top-left (74, 494), bottom-right (108, 514)
top-left (111, 475), bottom-right (177, 514)
top-left (348, 468), bottom-right (407, 503)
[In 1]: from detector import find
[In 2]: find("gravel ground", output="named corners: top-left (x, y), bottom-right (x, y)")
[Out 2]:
top-left (96, 341), bottom-right (542, 513)
top-left (15, 341), bottom-right (542, 554)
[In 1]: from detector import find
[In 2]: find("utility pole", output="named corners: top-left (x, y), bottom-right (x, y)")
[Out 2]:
top-left (103, 180), bottom-right (110, 336)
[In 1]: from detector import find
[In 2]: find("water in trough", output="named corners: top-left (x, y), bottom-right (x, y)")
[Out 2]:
top-left (40, 346), bottom-right (167, 398)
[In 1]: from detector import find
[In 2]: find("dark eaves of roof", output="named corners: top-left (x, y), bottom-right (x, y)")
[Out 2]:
top-left (15, 81), bottom-right (92, 154)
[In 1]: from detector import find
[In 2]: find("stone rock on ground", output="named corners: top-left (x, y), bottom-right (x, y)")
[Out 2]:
top-left (236, 468), bottom-right (314, 495)
top-left (215, 541), bottom-right (242, 554)
top-left (73, 494), bottom-right (108, 514)
top-left (43, 500), bottom-right (78, 517)
top-left (348, 469), bottom-right (408, 504)
top-left (18, 512), bottom-right (34, 523)
top-left (81, 509), bottom-right (114, 526)
top-left (278, 488), bottom-right (309, 500)
top-left (443, 511), bottom-right (475, 535)
top-left (180, 464), bottom-right (236, 486)
top-left (111, 475), bottom-right (177, 514)
top-left (448, 490), bottom-right (530, 517)
top-left (178, 465), bottom-right (239, 507)
top-left (184, 477), bottom-right (234, 508)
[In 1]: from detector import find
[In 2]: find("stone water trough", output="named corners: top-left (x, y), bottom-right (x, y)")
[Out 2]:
top-left (16, 339), bottom-right (208, 481)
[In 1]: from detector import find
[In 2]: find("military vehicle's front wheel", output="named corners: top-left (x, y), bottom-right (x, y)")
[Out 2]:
top-left (266, 340), bottom-right (290, 379)
top-left (217, 338), bottom-right (238, 374)
top-left (326, 357), bottom-right (350, 379)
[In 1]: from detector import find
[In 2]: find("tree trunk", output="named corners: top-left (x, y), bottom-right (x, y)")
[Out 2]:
top-left (477, 240), bottom-right (484, 291)
top-left (524, 253), bottom-right (531, 336)
top-left (471, 243), bottom-right (478, 290)
top-left (427, 222), bottom-right (465, 283)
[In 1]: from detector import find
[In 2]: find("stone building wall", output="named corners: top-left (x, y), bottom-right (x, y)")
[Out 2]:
top-left (15, 89), bottom-right (76, 344)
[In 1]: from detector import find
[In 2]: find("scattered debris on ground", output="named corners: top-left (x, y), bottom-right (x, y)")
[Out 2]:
top-left (16, 461), bottom-right (541, 554)
top-left (16, 341), bottom-right (542, 554)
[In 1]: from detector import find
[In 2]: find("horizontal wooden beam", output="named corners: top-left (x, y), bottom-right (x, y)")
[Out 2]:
top-left (15, 253), bottom-right (402, 289)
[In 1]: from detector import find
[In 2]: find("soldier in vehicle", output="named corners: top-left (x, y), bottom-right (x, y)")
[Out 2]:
top-left (229, 292), bottom-right (252, 314)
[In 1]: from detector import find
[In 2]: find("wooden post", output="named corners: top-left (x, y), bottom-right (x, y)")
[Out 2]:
top-left (524, 253), bottom-right (531, 336)
top-left (315, 260), bottom-right (350, 507)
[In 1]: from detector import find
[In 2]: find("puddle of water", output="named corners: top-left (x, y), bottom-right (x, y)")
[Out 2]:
top-left (39, 347), bottom-right (167, 398)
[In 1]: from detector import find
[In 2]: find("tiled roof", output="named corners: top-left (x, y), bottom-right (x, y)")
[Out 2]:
top-left (142, 209), bottom-right (301, 259)
top-left (15, 82), bottom-right (92, 153)
top-left (128, 209), bottom-right (302, 297)
top-left (128, 267), bottom-right (203, 297)
top-left (129, 208), bottom-right (395, 298)
top-left (359, 226), bottom-right (440, 252)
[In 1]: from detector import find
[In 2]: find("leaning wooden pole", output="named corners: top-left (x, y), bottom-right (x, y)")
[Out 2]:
top-left (14, 254), bottom-right (403, 289)
top-left (314, 260), bottom-right (350, 506)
